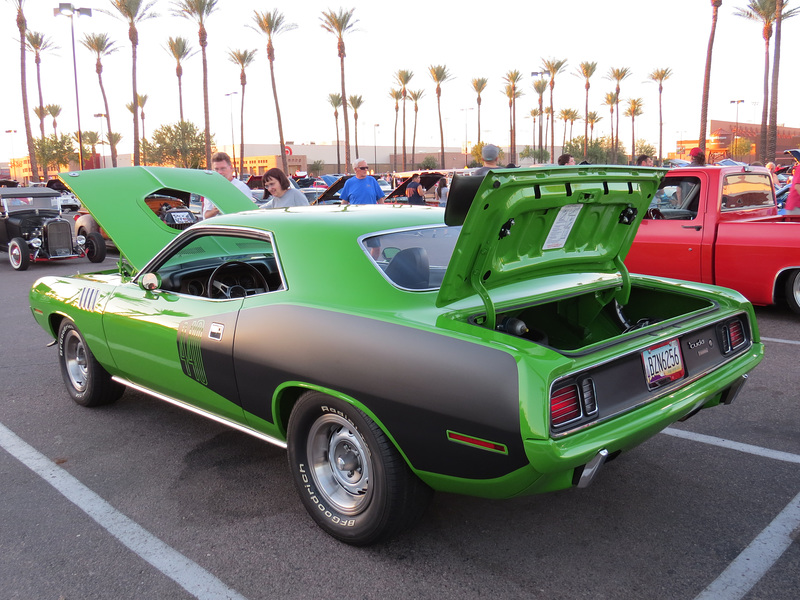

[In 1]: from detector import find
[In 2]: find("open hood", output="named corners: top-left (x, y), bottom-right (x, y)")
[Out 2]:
top-left (437, 166), bottom-right (665, 312)
top-left (60, 167), bottom-right (257, 271)
top-left (386, 172), bottom-right (445, 200)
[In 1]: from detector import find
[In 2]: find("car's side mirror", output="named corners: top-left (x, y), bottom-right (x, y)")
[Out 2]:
top-left (139, 272), bottom-right (162, 291)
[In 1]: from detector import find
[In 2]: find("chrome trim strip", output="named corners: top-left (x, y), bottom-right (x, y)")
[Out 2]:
top-left (112, 377), bottom-right (288, 450)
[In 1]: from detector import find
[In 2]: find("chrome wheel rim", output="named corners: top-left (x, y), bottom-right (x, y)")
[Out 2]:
top-left (63, 330), bottom-right (88, 392)
top-left (307, 413), bottom-right (372, 515)
top-left (9, 244), bottom-right (22, 268)
top-left (792, 276), bottom-right (800, 306)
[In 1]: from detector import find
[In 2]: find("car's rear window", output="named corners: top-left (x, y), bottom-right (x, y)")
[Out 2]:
top-left (721, 173), bottom-right (775, 211)
top-left (362, 226), bottom-right (461, 290)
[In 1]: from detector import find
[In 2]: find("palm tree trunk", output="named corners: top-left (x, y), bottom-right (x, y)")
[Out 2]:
top-left (17, 8), bottom-right (39, 181)
top-left (477, 99), bottom-right (482, 147)
top-left (658, 86), bottom-right (664, 165)
top-left (97, 63), bottom-right (117, 168)
top-left (35, 58), bottom-right (45, 140)
top-left (402, 95), bottom-right (407, 170)
top-left (200, 27), bottom-right (211, 169)
top-left (334, 114), bottom-right (341, 173)
top-left (699, 1), bottom-right (722, 155)
top-left (538, 96), bottom-right (543, 162)
top-left (338, 52), bottom-right (351, 172)
top-left (437, 95), bottom-right (445, 169)
top-left (549, 87), bottom-right (555, 161)
top-left (411, 111), bottom-right (417, 168)
top-left (239, 82), bottom-right (246, 177)
top-left (354, 113), bottom-right (359, 159)
top-left (758, 36), bottom-right (770, 162)
top-left (393, 107), bottom-right (398, 172)
top-left (131, 32), bottom-right (140, 166)
top-left (631, 116), bottom-right (635, 164)
top-left (583, 84), bottom-right (589, 159)
top-left (269, 59), bottom-right (288, 175)
top-left (177, 70), bottom-right (185, 123)
top-left (767, 0), bottom-right (784, 162)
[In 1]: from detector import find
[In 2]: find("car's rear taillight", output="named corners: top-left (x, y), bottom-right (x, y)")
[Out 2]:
top-left (551, 377), bottom-right (597, 430)
top-left (718, 318), bottom-right (748, 354)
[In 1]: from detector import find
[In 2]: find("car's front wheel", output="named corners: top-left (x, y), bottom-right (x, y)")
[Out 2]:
top-left (58, 320), bottom-right (125, 407)
top-left (85, 231), bottom-right (106, 263)
top-left (287, 391), bottom-right (432, 545)
top-left (8, 237), bottom-right (30, 271)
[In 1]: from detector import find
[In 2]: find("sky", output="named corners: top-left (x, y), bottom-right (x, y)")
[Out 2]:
top-left (2, 0), bottom-right (799, 165)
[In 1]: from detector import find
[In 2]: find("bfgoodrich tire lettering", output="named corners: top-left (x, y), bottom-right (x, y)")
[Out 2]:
top-left (287, 391), bottom-right (432, 545)
top-left (58, 320), bottom-right (124, 407)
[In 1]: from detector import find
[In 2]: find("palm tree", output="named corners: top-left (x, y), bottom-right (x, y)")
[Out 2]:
top-left (574, 61), bottom-right (597, 159)
top-left (228, 48), bottom-right (257, 176)
top-left (320, 8), bottom-right (357, 172)
top-left (127, 94), bottom-right (148, 164)
top-left (543, 106), bottom-right (552, 153)
top-left (625, 98), bottom-right (644, 164)
top-left (647, 68), bottom-right (672, 165)
top-left (165, 36), bottom-right (195, 123)
top-left (389, 89), bottom-right (401, 171)
top-left (504, 83), bottom-right (523, 163)
top-left (82, 32), bottom-right (119, 167)
top-left (46, 104), bottom-right (62, 137)
top-left (328, 93), bottom-right (343, 172)
top-left (252, 10), bottom-right (296, 176)
top-left (699, 1), bottom-right (722, 154)
top-left (586, 111), bottom-right (602, 145)
top-left (606, 67), bottom-right (631, 158)
top-left (81, 130), bottom-right (100, 168)
top-left (533, 77), bottom-right (548, 160)
top-left (603, 92), bottom-right (618, 162)
top-left (503, 70), bottom-right (523, 165)
top-left (13, 0), bottom-right (39, 181)
top-left (394, 69), bottom-right (413, 170)
top-left (172, 0), bottom-right (219, 169)
top-left (767, 0), bottom-right (788, 161)
top-left (104, 0), bottom-right (158, 167)
top-left (348, 95), bottom-right (364, 159)
top-left (429, 65), bottom-right (452, 170)
top-left (471, 77), bottom-right (488, 145)
top-left (529, 108), bottom-right (540, 158)
top-left (541, 58), bottom-right (568, 162)
top-left (408, 90), bottom-right (424, 167)
top-left (567, 108), bottom-right (581, 142)
top-left (25, 31), bottom-right (58, 141)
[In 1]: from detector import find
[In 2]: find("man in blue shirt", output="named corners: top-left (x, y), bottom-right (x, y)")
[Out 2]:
top-left (340, 158), bottom-right (386, 205)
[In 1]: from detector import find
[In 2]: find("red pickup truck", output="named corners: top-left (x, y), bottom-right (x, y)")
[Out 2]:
top-left (625, 165), bottom-right (800, 313)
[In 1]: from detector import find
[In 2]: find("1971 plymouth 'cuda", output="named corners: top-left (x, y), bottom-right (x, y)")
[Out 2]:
top-left (30, 166), bottom-right (763, 545)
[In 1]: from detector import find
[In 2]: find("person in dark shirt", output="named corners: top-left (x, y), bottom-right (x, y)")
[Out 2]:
top-left (405, 173), bottom-right (426, 205)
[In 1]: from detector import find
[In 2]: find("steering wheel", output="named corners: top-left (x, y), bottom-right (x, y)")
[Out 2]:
top-left (645, 207), bottom-right (665, 220)
top-left (207, 260), bottom-right (268, 299)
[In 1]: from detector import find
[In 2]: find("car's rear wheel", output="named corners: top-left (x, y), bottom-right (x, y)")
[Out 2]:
top-left (58, 320), bottom-right (125, 407)
top-left (785, 271), bottom-right (800, 314)
top-left (287, 391), bottom-right (432, 545)
top-left (8, 237), bottom-right (30, 271)
top-left (85, 231), bottom-right (106, 263)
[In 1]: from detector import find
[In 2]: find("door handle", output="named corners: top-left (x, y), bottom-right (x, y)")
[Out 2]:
top-left (681, 225), bottom-right (702, 231)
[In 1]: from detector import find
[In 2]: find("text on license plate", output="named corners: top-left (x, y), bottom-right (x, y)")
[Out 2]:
top-left (641, 338), bottom-right (685, 390)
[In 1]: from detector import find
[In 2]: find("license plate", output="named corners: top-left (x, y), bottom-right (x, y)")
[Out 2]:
top-left (641, 338), bottom-right (685, 390)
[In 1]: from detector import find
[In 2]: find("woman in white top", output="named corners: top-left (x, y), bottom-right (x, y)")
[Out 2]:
top-left (262, 168), bottom-right (310, 208)
top-left (435, 176), bottom-right (449, 207)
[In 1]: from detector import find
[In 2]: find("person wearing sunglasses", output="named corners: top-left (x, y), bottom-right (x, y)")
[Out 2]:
top-left (340, 159), bottom-right (386, 205)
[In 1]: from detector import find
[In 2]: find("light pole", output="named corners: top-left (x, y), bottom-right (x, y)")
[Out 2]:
top-left (730, 99), bottom-right (744, 160)
top-left (460, 107), bottom-right (474, 168)
top-left (54, 3), bottom-right (92, 171)
top-left (373, 124), bottom-right (379, 170)
top-left (225, 91), bottom-right (238, 175)
top-left (93, 113), bottom-right (106, 168)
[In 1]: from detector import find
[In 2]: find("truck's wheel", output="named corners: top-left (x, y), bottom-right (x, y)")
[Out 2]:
top-left (785, 271), bottom-right (800, 314)
top-left (287, 391), bottom-right (432, 545)
top-left (57, 320), bottom-right (125, 407)
top-left (8, 237), bottom-right (30, 271)
top-left (86, 231), bottom-right (106, 263)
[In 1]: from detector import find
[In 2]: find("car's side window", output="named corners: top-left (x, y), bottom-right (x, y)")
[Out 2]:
top-left (648, 176), bottom-right (701, 220)
top-left (721, 173), bottom-right (775, 211)
top-left (153, 233), bottom-right (284, 298)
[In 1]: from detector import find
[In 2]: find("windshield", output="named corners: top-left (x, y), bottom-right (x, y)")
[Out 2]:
top-left (2, 196), bottom-right (60, 213)
top-left (362, 225), bottom-right (461, 290)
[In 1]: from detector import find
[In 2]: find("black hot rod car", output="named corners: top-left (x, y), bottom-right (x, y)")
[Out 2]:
top-left (0, 186), bottom-right (105, 271)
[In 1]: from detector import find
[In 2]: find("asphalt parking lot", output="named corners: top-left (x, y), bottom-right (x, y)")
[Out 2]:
top-left (1, 256), bottom-right (798, 600)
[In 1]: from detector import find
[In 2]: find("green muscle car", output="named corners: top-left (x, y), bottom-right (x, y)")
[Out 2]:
top-left (29, 165), bottom-right (763, 545)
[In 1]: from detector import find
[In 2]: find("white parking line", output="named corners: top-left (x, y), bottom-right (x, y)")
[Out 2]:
top-left (0, 422), bottom-right (248, 600)
top-left (693, 488), bottom-right (800, 600)
top-left (762, 336), bottom-right (800, 346)
top-left (661, 428), bottom-right (800, 600)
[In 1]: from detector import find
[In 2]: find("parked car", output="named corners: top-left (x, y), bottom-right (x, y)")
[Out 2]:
top-left (1, 186), bottom-right (104, 270)
top-left (30, 166), bottom-right (763, 545)
top-left (46, 178), bottom-right (81, 212)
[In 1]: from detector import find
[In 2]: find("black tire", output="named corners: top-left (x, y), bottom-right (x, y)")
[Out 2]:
top-left (86, 231), bottom-right (106, 263)
top-left (785, 271), bottom-right (800, 314)
top-left (287, 392), bottom-right (432, 545)
top-left (57, 320), bottom-right (125, 407)
top-left (8, 237), bottom-right (30, 271)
